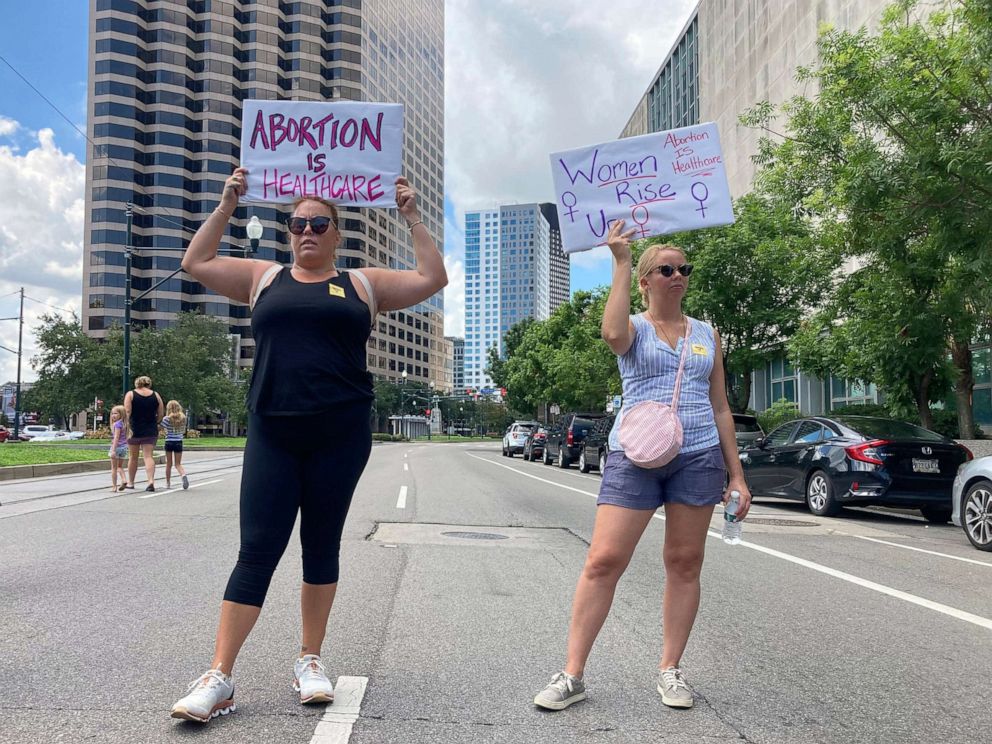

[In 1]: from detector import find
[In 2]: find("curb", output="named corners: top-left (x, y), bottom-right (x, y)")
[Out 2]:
top-left (0, 454), bottom-right (168, 482)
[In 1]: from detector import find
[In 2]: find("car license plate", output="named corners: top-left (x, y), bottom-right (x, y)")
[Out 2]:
top-left (912, 458), bottom-right (939, 474)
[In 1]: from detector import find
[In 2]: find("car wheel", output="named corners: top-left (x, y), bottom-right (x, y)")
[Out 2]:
top-left (962, 480), bottom-right (992, 551)
top-left (599, 451), bottom-right (607, 474)
top-left (543, 447), bottom-right (552, 465)
top-left (507, 449), bottom-right (513, 458)
top-left (919, 505), bottom-right (952, 524)
top-left (558, 448), bottom-right (569, 469)
top-left (805, 470), bottom-right (841, 517)
top-left (579, 450), bottom-right (591, 473)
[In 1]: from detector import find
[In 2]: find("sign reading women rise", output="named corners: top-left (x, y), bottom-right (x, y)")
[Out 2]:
top-left (549, 122), bottom-right (734, 254)
top-left (240, 100), bottom-right (404, 207)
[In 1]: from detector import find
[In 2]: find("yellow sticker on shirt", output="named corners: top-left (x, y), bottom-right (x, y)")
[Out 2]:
top-left (691, 344), bottom-right (708, 356)
top-left (328, 283), bottom-right (345, 298)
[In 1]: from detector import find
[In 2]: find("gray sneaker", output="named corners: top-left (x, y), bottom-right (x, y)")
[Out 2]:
top-left (657, 667), bottom-right (693, 708)
top-left (534, 671), bottom-right (586, 710)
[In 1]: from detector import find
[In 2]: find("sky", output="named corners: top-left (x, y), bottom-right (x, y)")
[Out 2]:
top-left (0, 0), bottom-right (696, 385)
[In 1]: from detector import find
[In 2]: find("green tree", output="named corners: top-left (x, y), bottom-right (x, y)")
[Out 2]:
top-left (23, 314), bottom-right (103, 428)
top-left (743, 0), bottom-right (992, 431)
top-left (668, 193), bottom-right (837, 412)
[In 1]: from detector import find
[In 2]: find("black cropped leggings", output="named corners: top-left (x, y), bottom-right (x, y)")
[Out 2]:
top-left (224, 402), bottom-right (372, 607)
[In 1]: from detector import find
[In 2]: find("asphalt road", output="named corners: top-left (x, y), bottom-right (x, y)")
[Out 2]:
top-left (1, 442), bottom-right (990, 744)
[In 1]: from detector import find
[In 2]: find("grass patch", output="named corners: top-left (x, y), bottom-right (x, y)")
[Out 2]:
top-left (0, 445), bottom-right (110, 467)
top-left (409, 435), bottom-right (499, 443)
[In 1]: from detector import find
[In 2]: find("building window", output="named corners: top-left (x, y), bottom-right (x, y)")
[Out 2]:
top-left (828, 376), bottom-right (878, 410)
top-left (768, 357), bottom-right (797, 404)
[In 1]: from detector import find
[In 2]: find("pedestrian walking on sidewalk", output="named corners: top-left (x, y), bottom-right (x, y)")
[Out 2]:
top-left (108, 405), bottom-right (128, 492)
top-left (161, 400), bottom-right (189, 490)
top-left (124, 376), bottom-right (163, 493)
top-left (533, 227), bottom-right (752, 712)
top-left (169, 166), bottom-right (447, 724)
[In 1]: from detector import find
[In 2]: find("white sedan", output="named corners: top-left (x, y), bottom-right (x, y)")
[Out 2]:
top-left (952, 455), bottom-right (992, 551)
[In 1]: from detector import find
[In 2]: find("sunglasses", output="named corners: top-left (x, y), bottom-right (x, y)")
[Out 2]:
top-left (650, 263), bottom-right (694, 278)
top-left (287, 216), bottom-right (335, 235)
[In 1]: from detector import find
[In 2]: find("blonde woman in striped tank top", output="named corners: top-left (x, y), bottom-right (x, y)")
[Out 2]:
top-left (535, 221), bottom-right (752, 712)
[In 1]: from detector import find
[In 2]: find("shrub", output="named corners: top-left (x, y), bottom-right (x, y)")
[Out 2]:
top-left (757, 398), bottom-right (802, 434)
top-left (826, 403), bottom-right (894, 419)
top-left (85, 427), bottom-right (112, 439)
top-left (372, 433), bottom-right (407, 442)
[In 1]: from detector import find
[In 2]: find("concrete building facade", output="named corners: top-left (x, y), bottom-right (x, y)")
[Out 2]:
top-left (83, 0), bottom-right (445, 387)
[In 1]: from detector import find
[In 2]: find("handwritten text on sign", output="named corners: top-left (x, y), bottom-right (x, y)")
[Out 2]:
top-left (240, 100), bottom-right (403, 206)
top-left (549, 122), bottom-right (734, 254)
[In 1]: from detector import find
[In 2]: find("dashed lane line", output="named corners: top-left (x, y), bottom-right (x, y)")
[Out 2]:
top-left (466, 452), bottom-right (992, 633)
top-left (846, 534), bottom-right (992, 568)
top-left (137, 478), bottom-right (226, 499)
top-left (307, 676), bottom-right (368, 744)
top-left (396, 485), bottom-right (408, 509)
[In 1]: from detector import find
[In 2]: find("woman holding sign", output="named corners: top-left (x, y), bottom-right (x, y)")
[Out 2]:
top-left (533, 222), bottom-right (751, 712)
top-left (170, 167), bottom-right (446, 723)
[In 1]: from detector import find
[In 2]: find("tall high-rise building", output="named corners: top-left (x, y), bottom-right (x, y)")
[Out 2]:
top-left (540, 202), bottom-right (570, 311)
top-left (83, 0), bottom-right (445, 386)
top-left (463, 203), bottom-right (569, 390)
top-left (445, 335), bottom-right (464, 391)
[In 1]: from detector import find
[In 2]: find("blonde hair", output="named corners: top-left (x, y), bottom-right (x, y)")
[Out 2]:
top-left (134, 375), bottom-right (152, 389)
top-left (110, 405), bottom-right (125, 423)
top-left (289, 197), bottom-right (341, 262)
top-left (165, 400), bottom-right (186, 430)
top-left (636, 244), bottom-right (687, 309)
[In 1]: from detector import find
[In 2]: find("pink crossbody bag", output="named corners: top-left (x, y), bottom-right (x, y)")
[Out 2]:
top-left (618, 318), bottom-right (692, 469)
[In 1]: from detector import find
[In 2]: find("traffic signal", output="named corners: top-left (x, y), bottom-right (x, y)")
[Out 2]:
top-left (425, 408), bottom-right (432, 417)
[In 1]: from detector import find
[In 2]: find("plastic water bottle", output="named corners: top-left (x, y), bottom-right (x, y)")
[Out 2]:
top-left (722, 491), bottom-right (743, 545)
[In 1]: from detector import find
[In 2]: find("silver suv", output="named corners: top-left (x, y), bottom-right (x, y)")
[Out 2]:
top-left (502, 421), bottom-right (540, 458)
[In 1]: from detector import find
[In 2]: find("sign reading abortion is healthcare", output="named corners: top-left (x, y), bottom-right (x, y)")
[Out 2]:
top-left (549, 122), bottom-right (734, 254)
top-left (240, 100), bottom-right (403, 207)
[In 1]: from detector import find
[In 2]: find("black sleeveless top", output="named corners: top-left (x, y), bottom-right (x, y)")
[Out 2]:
top-left (130, 390), bottom-right (160, 438)
top-left (246, 269), bottom-right (374, 415)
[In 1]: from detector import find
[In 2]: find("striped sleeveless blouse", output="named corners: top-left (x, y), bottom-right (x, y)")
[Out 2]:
top-left (608, 313), bottom-right (720, 454)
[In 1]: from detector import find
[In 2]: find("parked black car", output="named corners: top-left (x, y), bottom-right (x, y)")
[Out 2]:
top-left (739, 415), bottom-right (973, 521)
top-left (578, 415), bottom-right (616, 473)
top-left (543, 412), bottom-right (608, 468)
top-left (522, 427), bottom-right (549, 461)
top-left (732, 413), bottom-right (764, 451)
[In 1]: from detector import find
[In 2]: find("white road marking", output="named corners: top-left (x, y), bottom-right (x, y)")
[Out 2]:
top-left (467, 452), bottom-right (992, 632)
top-left (404, 463), bottom-right (409, 471)
top-left (138, 478), bottom-right (225, 499)
top-left (396, 486), bottom-right (408, 509)
top-left (308, 675), bottom-right (368, 744)
top-left (846, 534), bottom-right (992, 568)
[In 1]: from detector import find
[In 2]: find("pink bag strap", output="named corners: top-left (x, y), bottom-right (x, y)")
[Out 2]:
top-left (670, 318), bottom-right (692, 414)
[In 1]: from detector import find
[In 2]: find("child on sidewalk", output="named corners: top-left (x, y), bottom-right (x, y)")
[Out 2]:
top-left (108, 405), bottom-right (128, 492)
top-left (161, 400), bottom-right (189, 490)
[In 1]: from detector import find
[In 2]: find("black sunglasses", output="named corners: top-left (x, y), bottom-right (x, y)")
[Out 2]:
top-left (650, 263), bottom-right (694, 277)
top-left (287, 216), bottom-right (335, 235)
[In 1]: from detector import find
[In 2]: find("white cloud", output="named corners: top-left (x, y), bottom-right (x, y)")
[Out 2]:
top-left (0, 116), bottom-right (19, 137)
top-left (0, 124), bottom-right (85, 384)
top-left (442, 0), bottom-right (697, 305)
top-left (443, 252), bottom-right (465, 336)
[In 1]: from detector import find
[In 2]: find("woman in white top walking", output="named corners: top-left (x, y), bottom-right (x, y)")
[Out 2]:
top-left (534, 221), bottom-right (752, 711)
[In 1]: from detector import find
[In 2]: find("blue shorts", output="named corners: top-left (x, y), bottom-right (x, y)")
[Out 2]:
top-left (598, 446), bottom-right (727, 510)
top-left (113, 445), bottom-right (128, 459)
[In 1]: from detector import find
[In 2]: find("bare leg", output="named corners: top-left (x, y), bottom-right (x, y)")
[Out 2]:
top-left (142, 443), bottom-right (156, 486)
top-left (564, 505), bottom-right (655, 678)
top-left (127, 445), bottom-right (139, 485)
top-left (300, 582), bottom-right (338, 656)
top-left (110, 457), bottom-right (120, 490)
top-left (165, 450), bottom-right (173, 487)
top-left (209, 601), bottom-right (262, 674)
top-left (659, 503), bottom-right (716, 670)
top-left (175, 449), bottom-right (187, 477)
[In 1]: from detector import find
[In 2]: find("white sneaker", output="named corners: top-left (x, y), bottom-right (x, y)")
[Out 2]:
top-left (293, 654), bottom-right (334, 704)
top-left (170, 669), bottom-right (236, 723)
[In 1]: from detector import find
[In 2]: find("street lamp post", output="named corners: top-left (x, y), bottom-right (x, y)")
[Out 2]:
top-left (120, 200), bottom-right (259, 397)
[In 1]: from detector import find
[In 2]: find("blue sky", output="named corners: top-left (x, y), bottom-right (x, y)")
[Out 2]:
top-left (0, 3), bottom-right (89, 161)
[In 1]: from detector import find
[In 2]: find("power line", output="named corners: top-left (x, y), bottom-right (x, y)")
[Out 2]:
top-left (23, 295), bottom-right (78, 315)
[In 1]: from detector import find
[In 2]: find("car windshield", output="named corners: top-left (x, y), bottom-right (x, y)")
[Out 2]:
top-left (834, 416), bottom-right (945, 442)
top-left (734, 419), bottom-right (762, 433)
top-left (512, 424), bottom-right (536, 434)
top-left (572, 418), bottom-right (598, 435)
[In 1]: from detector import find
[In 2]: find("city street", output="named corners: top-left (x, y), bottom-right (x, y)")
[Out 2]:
top-left (2, 441), bottom-right (991, 744)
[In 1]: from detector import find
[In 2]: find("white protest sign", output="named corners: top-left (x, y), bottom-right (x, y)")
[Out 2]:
top-left (549, 122), bottom-right (734, 253)
top-left (240, 100), bottom-right (403, 207)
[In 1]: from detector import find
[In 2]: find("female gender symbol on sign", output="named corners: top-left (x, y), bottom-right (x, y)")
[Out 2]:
top-left (631, 205), bottom-right (651, 237)
top-left (560, 191), bottom-right (578, 222)
top-left (691, 181), bottom-right (709, 218)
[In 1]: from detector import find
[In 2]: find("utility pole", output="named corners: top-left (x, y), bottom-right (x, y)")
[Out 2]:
top-left (13, 287), bottom-right (23, 440)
